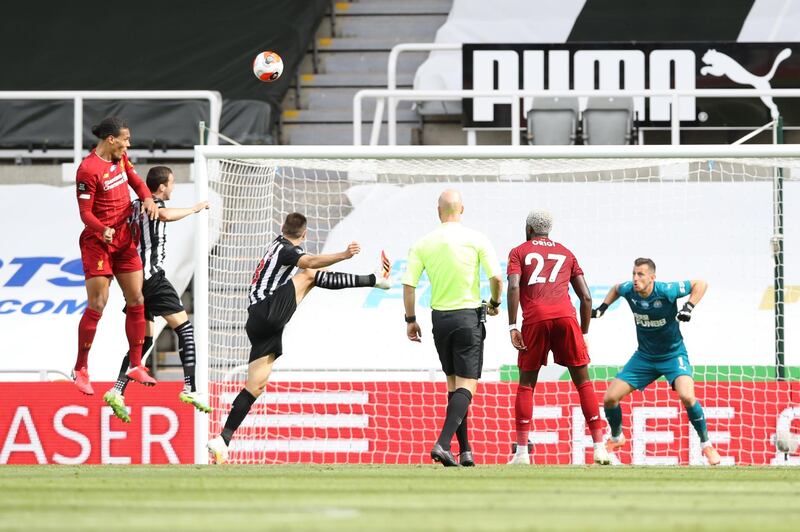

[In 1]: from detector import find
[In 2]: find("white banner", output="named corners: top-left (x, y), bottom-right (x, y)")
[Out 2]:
top-left (0, 184), bottom-right (198, 380)
top-left (283, 180), bottom-right (800, 372)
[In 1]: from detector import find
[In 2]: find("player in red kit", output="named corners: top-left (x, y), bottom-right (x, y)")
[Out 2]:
top-left (506, 210), bottom-right (610, 465)
top-left (73, 116), bottom-right (159, 394)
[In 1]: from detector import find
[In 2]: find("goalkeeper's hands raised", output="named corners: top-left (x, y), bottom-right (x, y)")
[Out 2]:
top-left (677, 302), bottom-right (695, 322)
top-left (592, 303), bottom-right (609, 319)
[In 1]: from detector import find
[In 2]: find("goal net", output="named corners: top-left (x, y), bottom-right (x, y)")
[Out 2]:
top-left (195, 146), bottom-right (800, 466)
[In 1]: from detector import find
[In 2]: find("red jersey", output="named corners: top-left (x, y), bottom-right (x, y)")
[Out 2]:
top-left (507, 237), bottom-right (583, 324)
top-left (75, 150), bottom-right (150, 234)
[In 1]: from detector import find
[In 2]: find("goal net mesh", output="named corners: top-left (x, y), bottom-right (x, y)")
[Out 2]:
top-left (203, 155), bottom-right (799, 465)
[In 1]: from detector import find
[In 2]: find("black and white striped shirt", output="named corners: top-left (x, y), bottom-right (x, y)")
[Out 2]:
top-left (248, 236), bottom-right (306, 306)
top-left (131, 198), bottom-right (166, 281)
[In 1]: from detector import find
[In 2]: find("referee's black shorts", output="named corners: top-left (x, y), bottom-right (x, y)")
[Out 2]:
top-left (431, 308), bottom-right (485, 379)
top-left (246, 280), bottom-right (297, 363)
top-left (122, 270), bottom-right (185, 321)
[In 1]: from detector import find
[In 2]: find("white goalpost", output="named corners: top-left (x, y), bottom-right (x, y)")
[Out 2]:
top-left (193, 145), bottom-right (800, 466)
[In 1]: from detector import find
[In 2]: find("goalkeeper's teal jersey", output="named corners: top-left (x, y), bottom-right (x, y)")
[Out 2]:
top-left (618, 280), bottom-right (691, 359)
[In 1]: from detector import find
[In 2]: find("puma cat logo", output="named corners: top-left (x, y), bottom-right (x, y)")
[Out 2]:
top-left (700, 48), bottom-right (792, 119)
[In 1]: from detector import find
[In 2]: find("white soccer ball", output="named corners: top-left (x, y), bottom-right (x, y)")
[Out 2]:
top-left (774, 430), bottom-right (799, 454)
top-left (253, 51), bottom-right (284, 83)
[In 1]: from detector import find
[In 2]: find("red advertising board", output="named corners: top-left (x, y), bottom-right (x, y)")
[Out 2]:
top-left (0, 382), bottom-right (195, 464)
top-left (211, 381), bottom-right (799, 466)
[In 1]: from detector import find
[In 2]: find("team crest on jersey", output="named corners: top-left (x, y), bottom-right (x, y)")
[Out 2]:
top-left (653, 300), bottom-right (663, 308)
top-left (96, 259), bottom-right (104, 270)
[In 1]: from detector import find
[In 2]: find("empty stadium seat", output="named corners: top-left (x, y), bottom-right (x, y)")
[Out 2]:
top-left (526, 97), bottom-right (579, 145)
top-left (581, 96), bottom-right (634, 145)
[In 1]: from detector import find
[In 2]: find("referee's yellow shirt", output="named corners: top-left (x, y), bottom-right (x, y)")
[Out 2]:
top-left (402, 222), bottom-right (502, 311)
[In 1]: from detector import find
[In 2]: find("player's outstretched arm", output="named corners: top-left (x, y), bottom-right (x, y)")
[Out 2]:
top-left (592, 284), bottom-right (621, 318)
top-left (158, 201), bottom-right (209, 222)
top-left (506, 273), bottom-right (526, 350)
top-left (297, 242), bottom-right (360, 269)
top-left (570, 275), bottom-right (593, 334)
top-left (677, 280), bottom-right (708, 322)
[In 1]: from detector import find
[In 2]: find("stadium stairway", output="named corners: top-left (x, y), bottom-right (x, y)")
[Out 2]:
top-left (281, 0), bottom-right (453, 145)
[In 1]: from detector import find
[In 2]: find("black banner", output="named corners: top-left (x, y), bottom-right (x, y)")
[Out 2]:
top-left (462, 42), bottom-right (800, 128)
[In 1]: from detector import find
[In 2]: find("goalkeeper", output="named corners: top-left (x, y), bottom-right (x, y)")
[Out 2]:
top-left (592, 258), bottom-right (720, 465)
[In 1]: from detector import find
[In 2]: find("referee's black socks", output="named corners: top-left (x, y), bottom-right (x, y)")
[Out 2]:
top-left (314, 271), bottom-right (375, 290)
top-left (437, 388), bottom-right (472, 450)
top-left (221, 388), bottom-right (257, 446)
top-left (448, 390), bottom-right (471, 453)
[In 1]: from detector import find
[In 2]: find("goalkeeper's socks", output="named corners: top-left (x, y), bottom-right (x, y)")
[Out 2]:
top-left (175, 321), bottom-right (197, 392)
top-left (604, 404), bottom-right (623, 438)
top-left (576, 381), bottom-right (605, 443)
top-left (114, 336), bottom-right (153, 394)
top-left (686, 400), bottom-right (710, 443)
top-left (448, 391), bottom-right (471, 453)
top-left (314, 271), bottom-right (375, 290)
top-left (514, 385), bottom-right (533, 447)
top-left (436, 388), bottom-right (472, 450)
top-left (221, 388), bottom-right (257, 446)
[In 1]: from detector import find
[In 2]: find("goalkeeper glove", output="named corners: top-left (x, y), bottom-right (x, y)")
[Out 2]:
top-left (677, 302), bottom-right (695, 322)
top-left (592, 303), bottom-right (609, 318)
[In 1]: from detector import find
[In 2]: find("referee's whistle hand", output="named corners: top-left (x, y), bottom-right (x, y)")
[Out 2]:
top-left (487, 306), bottom-right (499, 316)
top-left (407, 322), bottom-right (422, 342)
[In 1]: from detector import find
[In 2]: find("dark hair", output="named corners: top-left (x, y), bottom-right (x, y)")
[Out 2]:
top-left (634, 257), bottom-right (656, 273)
top-left (282, 213), bottom-right (307, 238)
top-left (91, 116), bottom-right (128, 139)
top-left (146, 166), bottom-right (173, 192)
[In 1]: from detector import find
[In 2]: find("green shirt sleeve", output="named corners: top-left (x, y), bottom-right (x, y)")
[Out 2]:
top-left (477, 234), bottom-right (501, 279)
top-left (402, 242), bottom-right (424, 287)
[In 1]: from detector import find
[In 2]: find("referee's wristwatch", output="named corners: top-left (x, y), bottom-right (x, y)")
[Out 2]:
top-left (489, 298), bottom-right (501, 309)
top-left (404, 315), bottom-right (416, 323)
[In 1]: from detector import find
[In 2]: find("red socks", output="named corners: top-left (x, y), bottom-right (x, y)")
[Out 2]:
top-left (576, 381), bottom-right (605, 443)
top-left (75, 308), bottom-right (102, 371)
top-left (514, 385), bottom-right (533, 446)
top-left (125, 304), bottom-right (146, 367)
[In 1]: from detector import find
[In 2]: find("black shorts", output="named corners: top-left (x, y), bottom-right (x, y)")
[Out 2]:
top-left (431, 308), bottom-right (485, 379)
top-left (246, 280), bottom-right (297, 363)
top-left (122, 270), bottom-right (184, 321)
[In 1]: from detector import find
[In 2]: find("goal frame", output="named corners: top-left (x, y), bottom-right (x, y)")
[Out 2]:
top-left (191, 144), bottom-right (798, 464)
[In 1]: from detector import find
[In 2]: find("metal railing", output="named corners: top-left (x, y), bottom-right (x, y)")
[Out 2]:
top-left (0, 90), bottom-right (223, 165)
top-left (354, 87), bottom-right (800, 146)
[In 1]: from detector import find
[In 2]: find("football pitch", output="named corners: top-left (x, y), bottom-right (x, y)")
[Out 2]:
top-left (1, 466), bottom-right (799, 531)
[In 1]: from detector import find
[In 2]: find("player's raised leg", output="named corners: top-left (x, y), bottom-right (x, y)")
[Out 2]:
top-left (603, 378), bottom-right (636, 452)
top-left (208, 354), bottom-right (276, 464)
top-left (73, 276), bottom-right (111, 395)
top-left (117, 270), bottom-right (157, 385)
top-left (673, 375), bottom-right (720, 465)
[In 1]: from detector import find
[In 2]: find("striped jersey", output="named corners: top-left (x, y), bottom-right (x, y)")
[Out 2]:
top-left (130, 198), bottom-right (167, 280)
top-left (248, 236), bottom-right (306, 306)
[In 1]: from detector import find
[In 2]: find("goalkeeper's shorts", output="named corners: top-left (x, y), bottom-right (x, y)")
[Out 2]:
top-left (246, 280), bottom-right (297, 362)
top-left (615, 350), bottom-right (692, 391)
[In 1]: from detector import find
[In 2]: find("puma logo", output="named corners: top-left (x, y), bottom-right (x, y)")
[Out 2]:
top-left (700, 48), bottom-right (792, 119)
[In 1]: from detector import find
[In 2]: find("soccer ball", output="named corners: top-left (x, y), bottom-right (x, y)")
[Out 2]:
top-left (253, 51), bottom-right (284, 82)
top-left (774, 430), bottom-right (799, 454)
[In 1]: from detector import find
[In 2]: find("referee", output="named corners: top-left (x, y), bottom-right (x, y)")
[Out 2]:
top-left (402, 189), bottom-right (503, 467)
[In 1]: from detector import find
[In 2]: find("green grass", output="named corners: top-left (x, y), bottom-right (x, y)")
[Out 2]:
top-left (1, 466), bottom-right (799, 531)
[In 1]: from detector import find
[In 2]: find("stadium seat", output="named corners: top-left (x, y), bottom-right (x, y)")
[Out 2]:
top-left (525, 97), bottom-right (579, 145)
top-left (581, 96), bottom-right (635, 145)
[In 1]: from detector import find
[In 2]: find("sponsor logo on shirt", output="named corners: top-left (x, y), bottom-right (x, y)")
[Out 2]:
top-left (103, 171), bottom-right (128, 191)
top-left (530, 239), bottom-right (556, 247)
top-left (77, 182), bottom-right (87, 192)
top-left (633, 312), bottom-right (667, 328)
